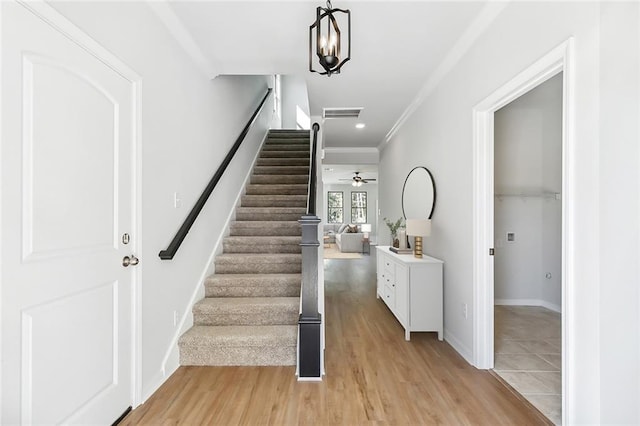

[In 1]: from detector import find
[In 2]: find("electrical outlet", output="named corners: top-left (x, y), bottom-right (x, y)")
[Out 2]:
top-left (462, 303), bottom-right (468, 319)
top-left (173, 310), bottom-right (178, 327)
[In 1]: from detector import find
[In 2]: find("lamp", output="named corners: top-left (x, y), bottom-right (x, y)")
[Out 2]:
top-left (360, 223), bottom-right (371, 239)
top-left (406, 219), bottom-right (431, 258)
top-left (309, 1), bottom-right (351, 76)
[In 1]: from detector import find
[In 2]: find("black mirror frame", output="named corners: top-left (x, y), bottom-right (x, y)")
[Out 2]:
top-left (401, 166), bottom-right (437, 220)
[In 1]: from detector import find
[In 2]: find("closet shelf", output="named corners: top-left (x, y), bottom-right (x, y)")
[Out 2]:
top-left (494, 192), bottom-right (561, 200)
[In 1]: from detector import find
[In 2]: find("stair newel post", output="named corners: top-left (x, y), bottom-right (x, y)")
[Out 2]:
top-left (298, 122), bottom-right (322, 378)
top-left (298, 214), bottom-right (321, 378)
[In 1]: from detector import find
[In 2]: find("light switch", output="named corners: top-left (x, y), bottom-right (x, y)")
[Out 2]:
top-left (506, 232), bottom-right (515, 242)
top-left (174, 192), bottom-right (182, 208)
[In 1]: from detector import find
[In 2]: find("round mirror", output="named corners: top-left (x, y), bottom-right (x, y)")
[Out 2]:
top-left (402, 166), bottom-right (436, 219)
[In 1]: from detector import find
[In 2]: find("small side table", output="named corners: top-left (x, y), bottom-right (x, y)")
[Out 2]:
top-left (323, 235), bottom-right (331, 248)
top-left (362, 238), bottom-right (370, 255)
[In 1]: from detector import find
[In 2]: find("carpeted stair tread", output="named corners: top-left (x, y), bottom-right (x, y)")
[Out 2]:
top-left (241, 194), bottom-right (307, 207)
top-left (250, 174), bottom-right (308, 184)
top-left (265, 142), bottom-right (309, 147)
top-left (193, 297), bottom-right (299, 326)
top-left (245, 184), bottom-right (308, 195)
top-left (261, 144), bottom-right (310, 152)
top-left (180, 324), bottom-right (297, 347)
top-left (215, 253), bottom-right (301, 274)
top-left (236, 207), bottom-right (306, 221)
top-left (229, 221), bottom-right (301, 236)
top-left (256, 158), bottom-right (310, 166)
top-left (253, 166), bottom-right (309, 175)
top-left (205, 273), bottom-right (301, 297)
top-left (266, 135), bottom-right (310, 141)
top-left (216, 253), bottom-right (302, 264)
top-left (179, 325), bottom-right (297, 366)
top-left (260, 150), bottom-right (309, 158)
top-left (223, 236), bottom-right (301, 253)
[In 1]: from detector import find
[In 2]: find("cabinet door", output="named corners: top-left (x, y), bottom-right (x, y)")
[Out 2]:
top-left (394, 263), bottom-right (408, 324)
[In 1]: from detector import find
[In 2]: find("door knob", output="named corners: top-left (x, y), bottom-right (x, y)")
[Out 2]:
top-left (122, 255), bottom-right (139, 267)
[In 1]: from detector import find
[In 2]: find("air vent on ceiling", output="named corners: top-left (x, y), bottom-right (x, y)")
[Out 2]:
top-left (322, 107), bottom-right (362, 119)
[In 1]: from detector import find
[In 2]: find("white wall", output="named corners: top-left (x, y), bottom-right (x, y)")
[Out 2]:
top-left (324, 184), bottom-right (378, 240)
top-left (378, 2), bottom-right (639, 423)
top-left (323, 147), bottom-right (379, 165)
top-left (494, 75), bottom-right (562, 311)
top-left (47, 1), bottom-right (272, 402)
top-left (281, 74), bottom-right (310, 129)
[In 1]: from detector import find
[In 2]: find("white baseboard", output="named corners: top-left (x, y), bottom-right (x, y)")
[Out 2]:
top-left (495, 298), bottom-right (561, 313)
top-left (444, 329), bottom-right (474, 365)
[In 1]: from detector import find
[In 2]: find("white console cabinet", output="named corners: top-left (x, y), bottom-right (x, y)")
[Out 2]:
top-left (375, 246), bottom-right (443, 341)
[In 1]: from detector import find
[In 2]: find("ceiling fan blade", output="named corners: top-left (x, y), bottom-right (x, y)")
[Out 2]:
top-left (338, 178), bottom-right (353, 181)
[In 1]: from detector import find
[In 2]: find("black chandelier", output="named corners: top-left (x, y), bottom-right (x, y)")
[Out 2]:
top-left (309, 0), bottom-right (351, 76)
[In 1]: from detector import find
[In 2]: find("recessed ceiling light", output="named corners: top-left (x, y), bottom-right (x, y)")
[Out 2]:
top-left (355, 123), bottom-right (365, 129)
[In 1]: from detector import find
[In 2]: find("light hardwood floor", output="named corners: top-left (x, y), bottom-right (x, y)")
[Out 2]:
top-left (123, 252), bottom-right (550, 425)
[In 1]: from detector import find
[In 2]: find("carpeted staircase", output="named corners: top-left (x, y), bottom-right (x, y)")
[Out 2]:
top-left (179, 129), bottom-right (310, 366)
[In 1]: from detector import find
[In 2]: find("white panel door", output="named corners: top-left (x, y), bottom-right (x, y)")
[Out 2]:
top-left (1, 2), bottom-right (137, 424)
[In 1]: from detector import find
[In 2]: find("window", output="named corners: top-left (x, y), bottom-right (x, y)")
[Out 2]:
top-left (327, 191), bottom-right (343, 223)
top-left (351, 191), bottom-right (367, 223)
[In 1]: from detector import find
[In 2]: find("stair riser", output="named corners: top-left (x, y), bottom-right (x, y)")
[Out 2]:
top-left (262, 144), bottom-right (310, 152)
top-left (236, 209), bottom-right (305, 221)
top-left (264, 142), bottom-right (310, 148)
top-left (229, 226), bottom-right (301, 236)
top-left (250, 175), bottom-right (308, 184)
top-left (257, 158), bottom-right (310, 166)
top-left (252, 166), bottom-right (309, 175)
top-left (223, 242), bottom-right (301, 253)
top-left (266, 136), bottom-right (310, 141)
top-left (241, 196), bottom-right (307, 207)
top-left (245, 185), bottom-right (307, 195)
top-left (215, 263), bottom-right (301, 274)
top-left (205, 285), bottom-right (300, 298)
top-left (179, 346), bottom-right (296, 366)
top-left (260, 151), bottom-right (309, 158)
top-left (194, 309), bottom-right (298, 326)
top-left (236, 212), bottom-right (304, 221)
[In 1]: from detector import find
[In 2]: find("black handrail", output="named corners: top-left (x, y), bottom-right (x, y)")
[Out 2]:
top-left (159, 88), bottom-right (272, 260)
top-left (306, 123), bottom-right (320, 215)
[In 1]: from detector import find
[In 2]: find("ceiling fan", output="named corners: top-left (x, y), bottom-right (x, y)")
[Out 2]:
top-left (339, 171), bottom-right (377, 187)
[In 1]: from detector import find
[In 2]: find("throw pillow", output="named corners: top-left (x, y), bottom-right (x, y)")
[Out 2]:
top-left (337, 223), bottom-right (348, 234)
top-left (347, 224), bottom-right (358, 233)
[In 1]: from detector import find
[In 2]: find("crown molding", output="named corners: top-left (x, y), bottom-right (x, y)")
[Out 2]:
top-left (379, 1), bottom-right (510, 151)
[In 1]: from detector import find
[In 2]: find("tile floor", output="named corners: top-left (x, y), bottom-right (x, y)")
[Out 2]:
top-left (494, 305), bottom-right (562, 424)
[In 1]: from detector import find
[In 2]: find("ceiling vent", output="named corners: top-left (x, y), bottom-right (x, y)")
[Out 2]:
top-left (322, 107), bottom-right (362, 119)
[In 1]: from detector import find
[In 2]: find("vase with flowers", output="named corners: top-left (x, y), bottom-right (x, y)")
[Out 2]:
top-left (383, 217), bottom-right (405, 248)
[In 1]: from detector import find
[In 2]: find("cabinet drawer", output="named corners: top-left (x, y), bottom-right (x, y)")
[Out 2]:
top-left (384, 259), bottom-right (395, 279)
top-left (384, 284), bottom-right (395, 308)
top-left (384, 274), bottom-right (393, 287)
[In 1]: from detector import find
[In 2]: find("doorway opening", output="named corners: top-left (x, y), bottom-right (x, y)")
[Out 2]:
top-left (493, 74), bottom-right (563, 424)
top-left (472, 39), bottom-right (575, 426)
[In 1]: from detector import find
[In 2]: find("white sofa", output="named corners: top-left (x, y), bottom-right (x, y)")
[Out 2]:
top-left (336, 231), bottom-right (365, 253)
